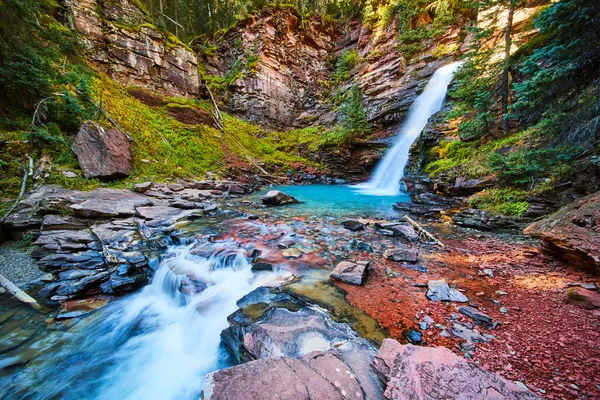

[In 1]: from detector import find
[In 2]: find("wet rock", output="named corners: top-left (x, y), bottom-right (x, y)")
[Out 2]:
top-left (384, 248), bottom-right (418, 263)
top-left (524, 191), bottom-right (600, 269)
top-left (133, 181), bottom-right (153, 193)
top-left (56, 296), bottom-right (112, 319)
top-left (72, 121), bottom-right (132, 181)
top-left (105, 273), bottom-right (148, 294)
top-left (341, 220), bottom-right (365, 232)
top-left (55, 271), bottom-right (109, 297)
top-left (221, 288), bottom-right (383, 399)
top-left (0, 327), bottom-right (36, 354)
top-left (458, 306), bottom-right (493, 326)
top-left (170, 200), bottom-right (197, 209)
top-left (426, 280), bottom-right (468, 302)
top-left (376, 222), bottom-right (419, 241)
top-left (282, 248), bottom-right (302, 259)
top-left (371, 340), bottom-right (539, 399)
top-left (350, 239), bottom-right (373, 252)
top-left (330, 260), bottom-right (370, 285)
top-left (41, 215), bottom-right (87, 231)
top-left (260, 190), bottom-right (300, 206)
top-left (37, 251), bottom-right (105, 272)
top-left (251, 259), bottom-right (275, 272)
top-left (167, 183), bottom-right (184, 192)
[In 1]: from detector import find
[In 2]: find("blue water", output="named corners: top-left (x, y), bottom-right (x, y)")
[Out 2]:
top-left (253, 184), bottom-right (410, 218)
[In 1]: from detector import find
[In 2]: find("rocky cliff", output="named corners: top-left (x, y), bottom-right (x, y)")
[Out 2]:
top-left (199, 7), bottom-right (464, 129)
top-left (65, 0), bottom-right (200, 97)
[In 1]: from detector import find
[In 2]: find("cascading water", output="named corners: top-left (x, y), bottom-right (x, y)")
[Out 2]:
top-left (2, 240), bottom-right (288, 400)
top-left (356, 61), bottom-right (463, 195)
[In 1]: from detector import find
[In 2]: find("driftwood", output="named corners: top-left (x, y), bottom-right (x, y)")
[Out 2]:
top-left (0, 273), bottom-right (41, 309)
top-left (404, 214), bottom-right (446, 248)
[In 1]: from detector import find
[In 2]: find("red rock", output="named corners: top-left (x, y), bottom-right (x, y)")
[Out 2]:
top-left (72, 121), bottom-right (132, 181)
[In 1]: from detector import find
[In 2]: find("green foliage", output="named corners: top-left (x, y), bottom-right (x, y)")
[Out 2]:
top-left (512, 0), bottom-right (600, 122)
top-left (487, 147), bottom-right (574, 186)
top-left (335, 49), bottom-right (360, 82)
top-left (468, 188), bottom-right (529, 216)
top-left (338, 86), bottom-right (370, 137)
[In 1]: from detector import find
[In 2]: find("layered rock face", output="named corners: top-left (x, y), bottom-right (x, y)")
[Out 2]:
top-left (200, 8), bottom-right (463, 129)
top-left (200, 8), bottom-right (339, 128)
top-left (524, 191), bottom-right (600, 270)
top-left (65, 0), bottom-right (200, 97)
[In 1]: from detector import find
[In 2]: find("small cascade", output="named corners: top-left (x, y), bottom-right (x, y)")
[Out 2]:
top-left (4, 239), bottom-right (288, 400)
top-left (357, 61), bottom-right (463, 195)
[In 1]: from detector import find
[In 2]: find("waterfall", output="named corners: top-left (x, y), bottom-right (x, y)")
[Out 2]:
top-left (357, 61), bottom-right (463, 195)
top-left (5, 240), bottom-right (288, 400)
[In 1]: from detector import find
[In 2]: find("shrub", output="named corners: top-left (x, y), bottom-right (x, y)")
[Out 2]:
top-left (335, 49), bottom-right (360, 82)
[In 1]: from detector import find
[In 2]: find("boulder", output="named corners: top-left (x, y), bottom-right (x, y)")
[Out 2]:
top-left (202, 356), bottom-right (348, 400)
top-left (221, 287), bottom-right (383, 399)
top-left (260, 190), bottom-right (299, 206)
top-left (524, 191), bottom-right (600, 269)
top-left (341, 220), bottom-right (365, 232)
top-left (384, 248), bottom-right (418, 263)
top-left (426, 280), bottom-right (468, 302)
top-left (450, 208), bottom-right (517, 231)
top-left (72, 122), bottom-right (132, 181)
top-left (565, 287), bottom-right (600, 310)
top-left (371, 339), bottom-right (540, 399)
top-left (330, 260), bottom-right (370, 285)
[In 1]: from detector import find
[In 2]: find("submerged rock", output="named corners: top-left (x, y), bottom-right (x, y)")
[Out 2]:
top-left (260, 190), bottom-right (300, 206)
top-left (426, 280), bottom-right (468, 302)
top-left (72, 121), bottom-right (132, 181)
top-left (372, 339), bottom-right (540, 400)
top-left (329, 260), bottom-right (370, 285)
top-left (341, 220), bottom-right (365, 232)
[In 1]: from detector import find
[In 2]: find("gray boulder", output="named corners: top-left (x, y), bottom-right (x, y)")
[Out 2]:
top-left (426, 280), bottom-right (468, 302)
top-left (384, 248), bottom-right (418, 263)
top-left (260, 190), bottom-right (299, 206)
top-left (330, 260), bottom-right (370, 285)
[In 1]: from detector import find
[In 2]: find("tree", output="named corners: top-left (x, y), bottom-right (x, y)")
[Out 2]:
top-left (501, 0), bottom-right (515, 135)
top-left (339, 85), bottom-right (370, 136)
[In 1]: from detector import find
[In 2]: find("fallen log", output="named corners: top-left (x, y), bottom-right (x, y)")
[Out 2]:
top-left (404, 214), bottom-right (446, 248)
top-left (0, 273), bottom-right (41, 309)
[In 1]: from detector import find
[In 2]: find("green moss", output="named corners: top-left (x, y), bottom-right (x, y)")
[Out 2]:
top-left (567, 288), bottom-right (586, 301)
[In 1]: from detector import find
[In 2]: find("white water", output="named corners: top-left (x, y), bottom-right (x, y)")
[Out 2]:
top-left (356, 62), bottom-right (463, 195)
top-left (6, 240), bottom-right (288, 400)
top-left (96, 243), bottom-right (288, 399)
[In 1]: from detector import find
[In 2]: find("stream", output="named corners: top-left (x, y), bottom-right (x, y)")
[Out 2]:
top-left (0, 62), bottom-right (461, 399)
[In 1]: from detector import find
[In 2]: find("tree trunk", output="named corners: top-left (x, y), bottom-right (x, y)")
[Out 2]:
top-left (501, 0), bottom-right (515, 135)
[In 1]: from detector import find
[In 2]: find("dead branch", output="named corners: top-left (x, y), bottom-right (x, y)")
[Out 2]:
top-left (0, 158), bottom-right (30, 223)
top-left (0, 273), bottom-right (41, 309)
top-left (403, 215), bottom-right (446, 248)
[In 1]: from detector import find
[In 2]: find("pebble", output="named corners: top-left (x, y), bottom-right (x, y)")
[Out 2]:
top-left (0, 246), bottom-right (43, 287)
top-left (496, 291), bottom-right (509, 295)
top-left (500, 307), bottom-right (508, 314)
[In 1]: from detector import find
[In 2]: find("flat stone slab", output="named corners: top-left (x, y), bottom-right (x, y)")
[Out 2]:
top-left (330, 260), bottom-right (370, 285)
top-left (384, 248), bottom-right (418, 263)
top-left (372, 339), bottom-right (540, 400)
top-left (426, 280), bottom-right (468, 302)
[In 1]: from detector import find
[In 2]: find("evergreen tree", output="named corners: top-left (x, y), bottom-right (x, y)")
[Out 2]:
top-left (339, 85), bottom-right (370, 136)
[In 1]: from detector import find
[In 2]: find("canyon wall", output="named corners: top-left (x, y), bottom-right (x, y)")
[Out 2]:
top-left (65, 0), bottom-right (200, 97)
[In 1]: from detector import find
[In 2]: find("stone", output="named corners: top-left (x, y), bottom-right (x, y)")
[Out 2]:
top-left (426, 280), bottom-right (468, 302)
top-left (371, 340), bottom-right (540, 400)
top-left (69, 188), bottom-right (154, 218)
top-left (282, 248), bottom-right (302, 259)
top-left (72, 121), bottom-right (132, 181)
top-left (351, 239), bottom-right (372, 252)
top-left (330, 260), bottom-right (370, 285)
top-left (450, 208), bottom-right (517, 231)
top-left (566, 287), bottom-right (600, 309)
top-left (62, 171), bottom-right (78, 178)
top-left (341, 220), bottom-right (365, 232)
top-left (56, 296), bottom-right (112, 319)
top-left (221, 288), bottom-right (383, 399)
top-left (452, 323), bottom-right (487, 342)
top-left (384, 248), bottom-right (418, 263)
top-left (133, 181), bottom-right (153, 193)
top-left (202, 356), bottom-right (345, 400)
top-left (458, 306), bottom-right (493, 326)
top-left (402, 329), bottom-right (422, 344)
top-left (167, 183), bottom-right (184, 192)
top-left (260, 190), bottom-right (299, 206)
top-left (525, 191), bottom-right (600, 270)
